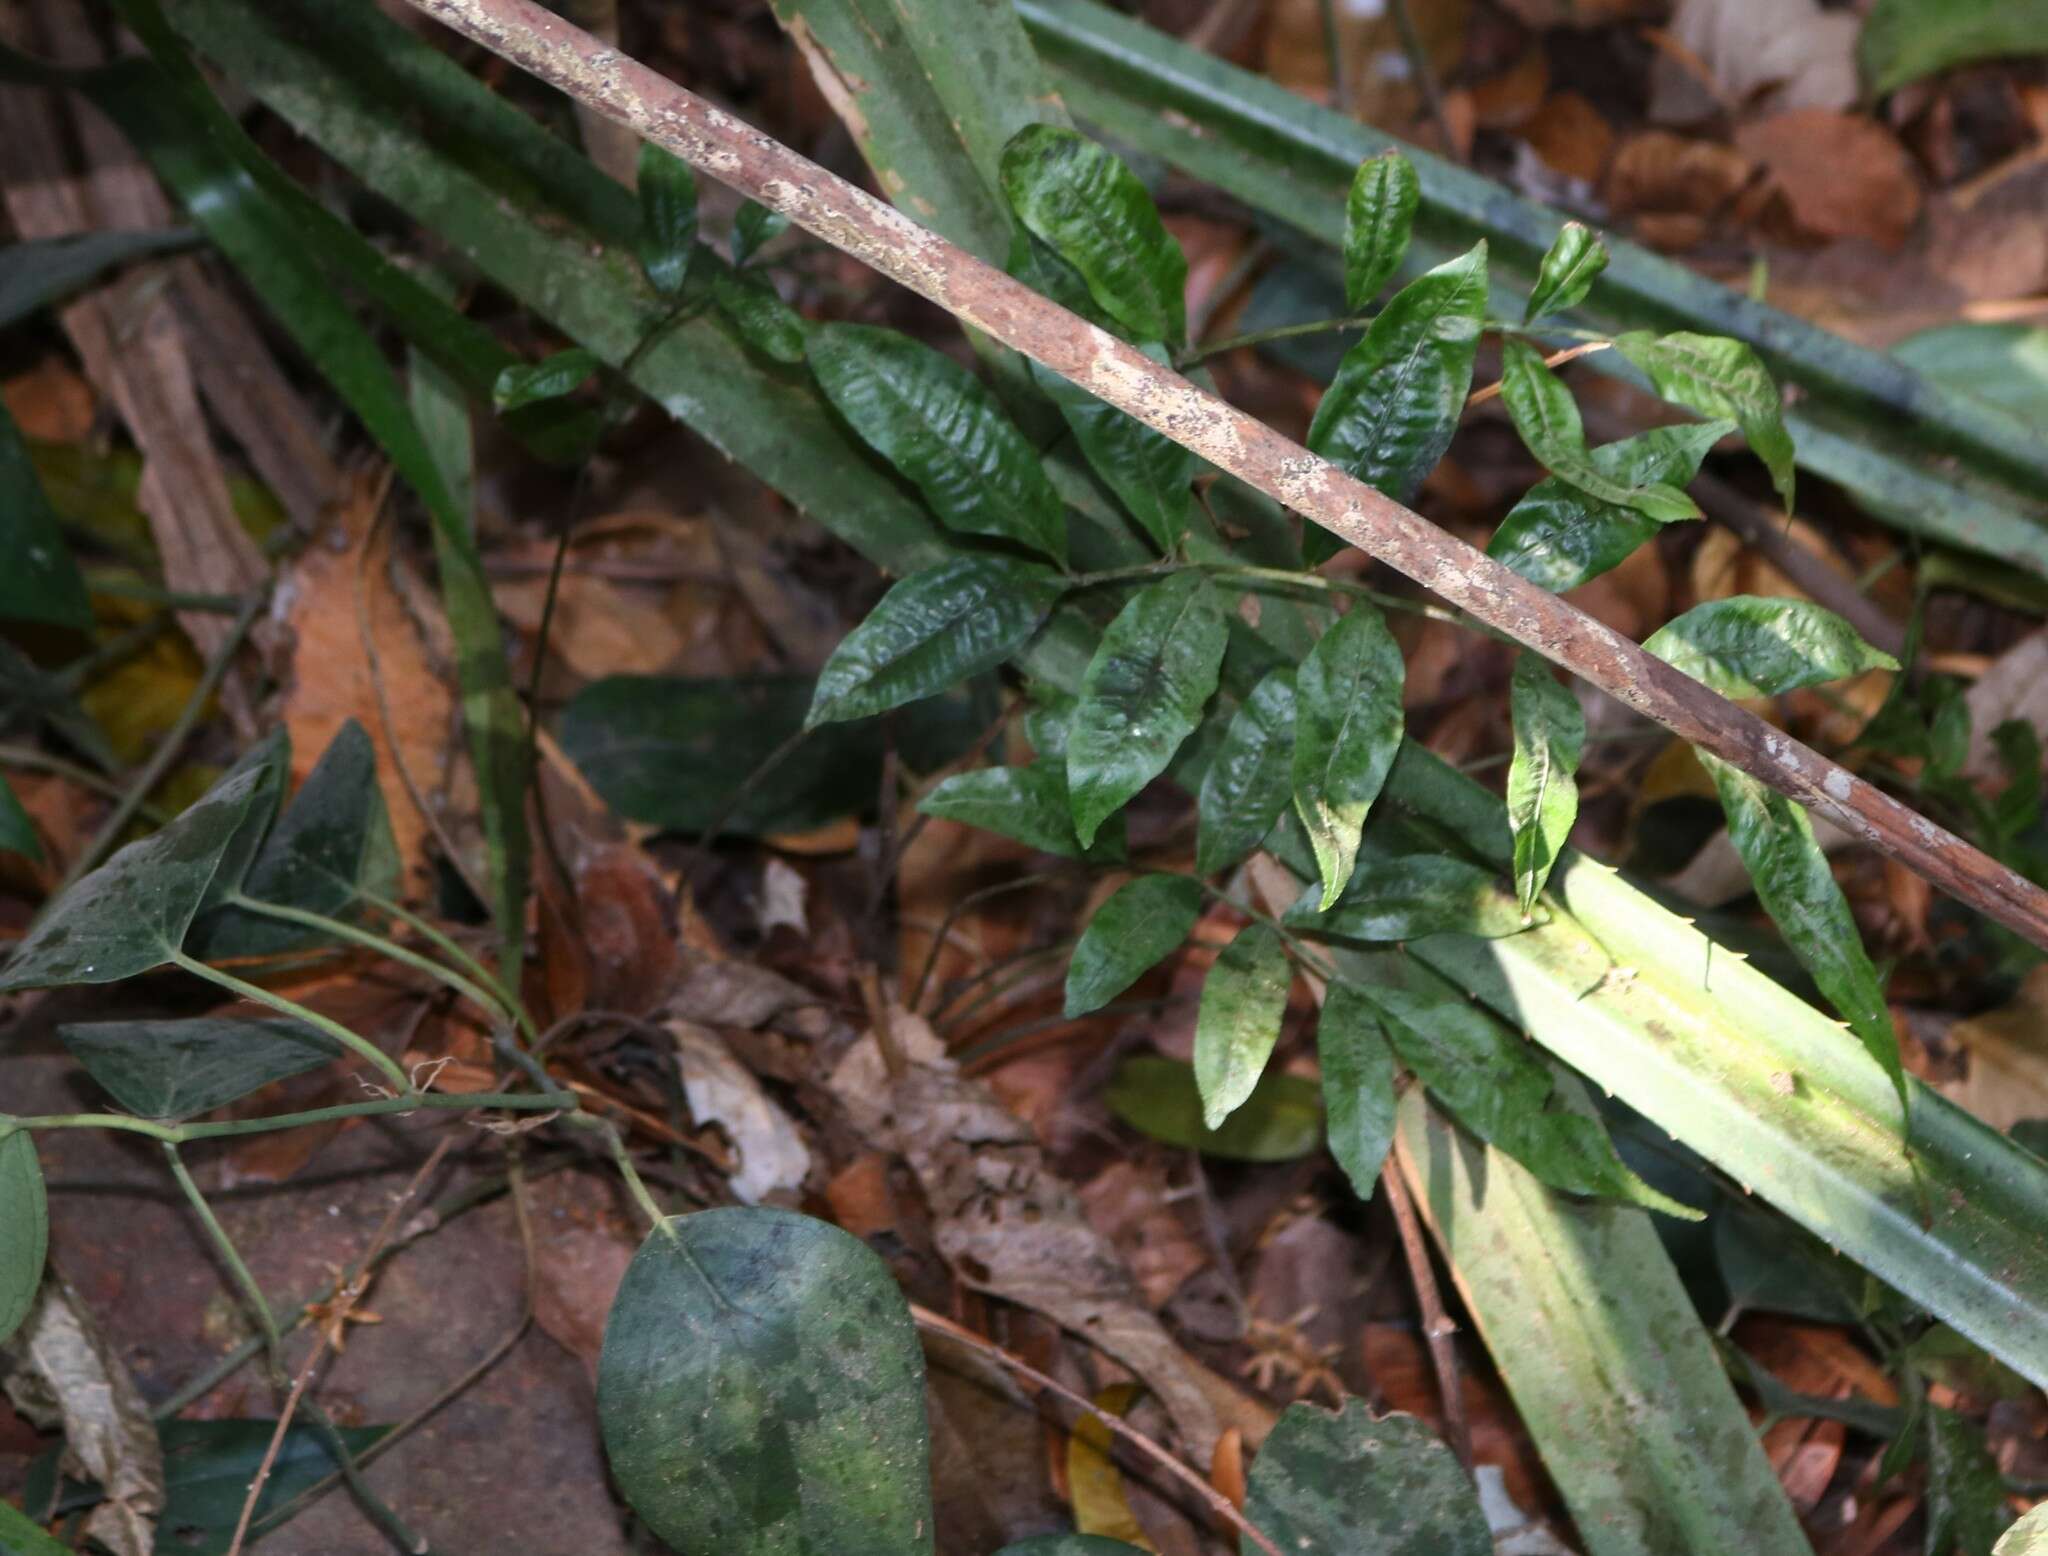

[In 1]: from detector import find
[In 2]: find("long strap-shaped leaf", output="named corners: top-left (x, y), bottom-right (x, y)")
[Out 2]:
top-left (364, 0), bottom-right (2048, 952)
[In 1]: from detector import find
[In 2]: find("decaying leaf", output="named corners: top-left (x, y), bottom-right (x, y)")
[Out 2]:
top-left (670, 1019), bottom-right (811, 1204)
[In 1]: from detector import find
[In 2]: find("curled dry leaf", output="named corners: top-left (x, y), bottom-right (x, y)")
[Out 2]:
top-left (1606, 132), bottom-right (1754, 231)
top-left (1735, 111), bottom-right (1924, 251)
top-left (670, 1019), bottom-right (811, 1204)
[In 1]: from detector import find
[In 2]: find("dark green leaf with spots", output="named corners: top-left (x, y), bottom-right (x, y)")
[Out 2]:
top-left (712, 267), bottom-right (808, 364)
top-left (1031, 350), bottom-right (1195, 552)
top-left (1318, 982), bottom-right (1396, 1200)
top-left (1613, 330), bottom-right (1796, 510)
top-left (1106, 1054), bottom-right (1322, 1162)
top-left (920, 764), bottom-right (1124, 862)
top-left (1343, 151), bottom-right (1419, 309)
top-left (1507, 654), bottom-right (1584, 918)
top-left (58, 1017), bottom-right (342, 1121)
top-left (1498, 338), bottom-right (1698, 522)
top-left (0, 1128), bottom-right (47, 1347)
top-left (1065, 873), bottom-right (1204, 1017)
top-left (1285, 854), bottom-right (1532, 942)
top-left (637, 141), bottom-right (697, 297)
top-left (1291, 607), bottom-right (1405, 909)
top-left (1644, 596), bottom-right (1898, 700)
top-left (1243, 1401), bottom-right (1490, 1556)
top-left (1194, 922), bottom-right (1293, 1129)
top-left (1524, 222), bottom-right (1607, 323)
top-left (1196, 668), bottom-right (1297, 876)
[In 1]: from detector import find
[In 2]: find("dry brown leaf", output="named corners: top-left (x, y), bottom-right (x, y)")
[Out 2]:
top-left (1965, 630), bottom-right (2048, 779)
top-left (528, 1167), bottom-right (638, 1386)
top-left (1519, 92), bottom-right (1615, 184)
top-left (1471, 48), bottom-right (1549, 131)
top-left (670, 1019), bottom-right (811, 1204)
top-left (1496, 0), bottom-right (1650, 27)
top-left (1079, 1161), bottom-right (1209, 1310)
top-left (1736, 111), bottom-right (1924, 251)
top-left (1941, 965), bottom-right (2048, 1133)
top-left (1606, 131), bottom-right (1753, 222)
top-left (2, 356), bottom-right (94, 442)
top-left (1653, 0), bottom-right (1857, 120)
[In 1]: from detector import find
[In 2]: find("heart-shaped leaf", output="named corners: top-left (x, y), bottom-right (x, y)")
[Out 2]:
top-left (807, 556), bottom-right (1064, 728)
top-left (1196, 667), bottom-right (1298, 877)
top-left (1068, 572), bottom-right (1228, 847)
top-left (1507, 654), bottom-right (1585, 918)
top-left (1317, 983), bottom-right (1396, 1200)
top-left (1613, 330), bottom-right (1796, 510)
top-left (1343, 151), bottom-right (1419, 309)
top-left (1065, 872), bottom-right (1203, 1017)
top-left (1106, 1053), bottom-right (1321, 1162)
top-left (1292, 606), bottom-right (1405, 909)
top-left (808, 322), bottom-right (1067, 563)
top-left (637, 141), bottom-right (698, 297)
top-left (1644, 596), bottom-right (1898, 699)
top-left (1523, 221), bottom-right (1607, 323)
top-left (1194, 922), bottom-right (1294, 1129)
top-left (598, 1208), bottom-right (933, 1556)
top-left (1243, 1401), bottom-right (1490, 1555)
top-left (0, 1127), bottom-right (48, 1346)
top-left (1498, 339), bottom-right (1698, 522)
top-left (58, 1017), bottom-right (342, 1121)
top-left (1285, 854), bottom-right (1532, 942)
top-left (920, 763), bottom-right (1125, 861)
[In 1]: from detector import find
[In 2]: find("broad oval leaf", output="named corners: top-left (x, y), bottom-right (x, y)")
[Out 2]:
top-left (1498, 338), bottom-right (1698, 522)
top-left (0, 773), bottom-right (39, 863)
top-left (1507, 654), bottom-right (1584, 918)
top-left (808, 323), bottom-right (1067, 564)
top-left (1244, 1401), bottom-right (1490, 1556)
top-left (1193, 922), bottom-right (1294, 1130)
top-left (598, 1208), bottom-right (933, 1556)
top-left (1306, 243), bottom-right (1487, 555)
top-left (1031, 352), bottom-right (1195, 552)
top-left (1704, 754), bottom-right (1907, 1114)
top-left (1318, 982), bottom-right (1396, 1201)
top-left (1523, 221), bottom-right (1607, 323)
top-left (1106, 1053), bottom-right (1321, 1162)
top-left (1613, 330), bottom-right (1796, 510)
top-left (807, 556), bottom-right (1064, 728)
top-left (920, 763), bottom-right (1124, 862)
top-left (1644, 596), bottom-right (1898, 699)
top-left (0, 760), bottom-right (277, 991)
top-left (0, 398), bottom-right (91, 632)
top-left (58, 1017), bottom-right (342, 1121)
top-left (492, 347), bottom-right (600, 411)
top-left (1196, 668), bottom-right (1298, 876)
top-left (1487, 420), bottom-right (1731, 592)
top-left (1286, 854), bottom-right (1533, 942)
top-left (1065, 873), bottom-right (1204, 1017)
top-left (1067, 572), bottom-right (1228, 847)
top-left (1000, 125), bottom-right (1187, 344)
top-left (636, 141), bottom-right (698, 297)
top-left (1291, 607), bottom-right (1404, 909)
top-left (0, 1128), bottom-right (48, 1346)
top-left (1343, 151), bottom-right (1419, 309)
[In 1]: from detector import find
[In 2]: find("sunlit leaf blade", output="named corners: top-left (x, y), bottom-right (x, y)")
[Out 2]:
top-left (1395, 1088), bottom-right (1811, 1556)
top-left (710, 266), bottom-right (808, 364)
top-left (1068, 572), bottom-right (1228, 846)
top-left (0, 761), bottom-right (275, 991)
top-left (1925, 1406), bottom-right (2010, 1556)
top-left (1065, 873), bottom-right (1203, 1017)
top-left (1523, 221), bottom-right (1607, 323)
top-left (1498, 338), bottom-right (1698, 522)
top-left (0, 775), bottom-right (41, 863)
top-left (808, 323), bottom-right (1067, 563)
top-left (1644, 596), bottom-right (1898, 699)
top-left (1290, 606), bottom-right (1404, 908)
top-left (1613, 330), bottom-right (1797, 510)
top-left (0, 1500), bottom-right (68, 1555)
top-left (1196, 668), bottom-right (1297, 876)
top-left (1342, 151), bottom-right (1419, 309)
top-left (1998, 1501), bottom-right (2048, 1554)
top-left (731, 199), bottom-right (789, 268)
top-left (493, 348), bottom-right (600, 410)
top-left (1486, 420), bottom-right (1730, 593)
top-left (808, 556), bottom-right (1064, 728)
top-left (1507, 654), bottom-right (1584, 918)
top-left (1704, 755), bottom-right (1907, 1115)
top-left (1317, 982), bottom-right (1396, 1201)
top-left (0, 1129), bottom-right (48, 1347)
top-left (1000, 124), bottom-right (1187, 344)
top-left (57, 1017), bottom-right (342, 1122)
top-left (1245, 1400), bottom-right (1488, 1555)
top-left (1286, 854), bottom-right (1533, 941)
top-left (637, 141), bottom-right (698, 296)
top-left (1367, 984), bottom-right (1698, 1216)
top-left (597, 1208), bottom-right (934, 1556)
top-left (1105, 1053), bottom-right (1321, 1162)
top-left (1031, 351), bottom-right (1195, 552)
top-left (921, 764), bottom-right (1124, 861)
top-left (1193, 922), bottom-right (1293, 1129)
top-left (1306, 243), bottom-right (1487, 556)
top-left (0, 400), bottom-right (91, 632)
top-left (1860, 0), bottom-right (2048, 92)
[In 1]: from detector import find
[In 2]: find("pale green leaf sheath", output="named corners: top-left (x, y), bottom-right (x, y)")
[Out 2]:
top-left (1506, 653), bottom-right (1585, 918)
top-left (1343, 150), bottom-right (1419, 309)
top-left (1498, 337), bottom-right (1698, 522)
top-left (1067, 571), bottom-right (1228, 845)
top-left (1523, 221), bottom-right (1608, 323)
top-left (1292, 606), bottom-right (1405, 908)
top-left (1194, 921), bottom-right (1294, 1128)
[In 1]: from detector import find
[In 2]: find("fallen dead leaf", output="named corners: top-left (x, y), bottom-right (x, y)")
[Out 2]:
top-left (1079, 1161), bottom-right (1209, 1310)
top-left (1736, 111), bottom-right (1924, 251)
top-left (1941, 965), bottom-right (2048, 1133)
top-left (1653, 0), bottom-right (1857, 121)
top-left (670, 1018), bottom-right (811, 1204)
top-left (1606, 131), bottom-right (1753, 228)
top-left (2, 356), bottom-right (95, 441)
top-left (1520, 92), bottom-right (1615, 185)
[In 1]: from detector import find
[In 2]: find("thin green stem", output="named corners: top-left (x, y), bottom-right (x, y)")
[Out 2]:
top-left (1180, 312), bottom-right (1374, 368)
top-left (170, 948), bottom-right (413, 1092)
top-left (358, 887), bottom-right (532, 1040)
top-left (164, 1144), bottom-right (285, 1361)
top-left (17, 1090), bottom-right (566, 1143)
top-left (1195, 875), bottom-right (1342, 986)
top-left (1316, 0), bottom-right (1349, 115)
top-left (565, 1113), bottom-right (669, 1233)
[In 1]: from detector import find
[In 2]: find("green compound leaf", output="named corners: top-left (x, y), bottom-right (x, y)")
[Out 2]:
top-left (807, 555), bottom-right (1064, 728)
top-left (1196, 667), bottom-right (1298, 876)
top-left (920, 763), bottom-right (1124, 862)
top-left (1193, 921), bottom-right (1294, 1130)
top-left (598, 1208), bottom-right (933, 1556)
top-left (1067, 571), bottom-right (1228, 846)
top-left (1645, 596), bottom-right (1898, 700)
top-left (1105, 1053), bottom-right (1321, 1162)
top-left (1244, 1400), bottom-right (1490, 1556)
top-left (0, 398), bottom-right (91, 632)
top-left (1613, 330), bottom-right (1797, 511)
top-left (1342, 150), bottom-right (1419, 309)
top-left (1065, 873), bottom-right (1204, 1017)
top-left (636, 141), bottom-right (698, 297)
top-left (1486, 419), bottom-right (1731, 593)
top-left (0, 774), bottom-right (41, 863)
top-left (1291, 606), bottom-right (1405, 909)
top-left (58, 1017), bottom-right (342, 1121)
top-left (1364, 983), bottom-right (1700, 1217)
top-left (1318, 981), bottom-right (1397, 1202)
top-left (1000, 124), bottom-right (1187, 344)
top-left (0, 1127), bottom-right (48, 1347)
top-left (1523, 221), bottom-right (1608, 323)
top-left (1506, 653), bottom-right (1584, 919)
top-left (807, 323), bottom-right (1067, 564)
top-left (1498, 338), bottom-right (1698, 522)
top-left (1704, 755), bottom-right (1907, 1116)
top-left (1031, 350), bottom-right (1195, 552)
top-left (1285, 853), bottom-right (1533, 942)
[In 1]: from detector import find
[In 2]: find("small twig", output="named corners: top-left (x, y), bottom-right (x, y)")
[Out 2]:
top-left (1387, 0), bottom-right (1458, 160)
top-left (1381, 1163), bottom-right (1472, 1470)
top-left (1466, 341), bottom-right (1611, 407)
top-left (858, 964), bottom-right (907, 1082)
top-left (1315, 0), bottom-right (1349, 116)
top-left (910, 1304), bottom-right (1285, 1556)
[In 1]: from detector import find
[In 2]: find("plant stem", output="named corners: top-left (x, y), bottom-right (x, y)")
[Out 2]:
top-left (358, 887), bottom-right (532, 1040)
top-left (17, 1089), bottom-right (565, 1144)
top-left (1180, 311), bottom-right (1375, 367)
top-left (565, 1113), bottom-right (670, 1233)
top-left (164, 1144), bottom-right (285, 1362)
top-left (169, 948), bottom-right (414, 1092)
top-left (1315, 0), bottom-right (1348, 115)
